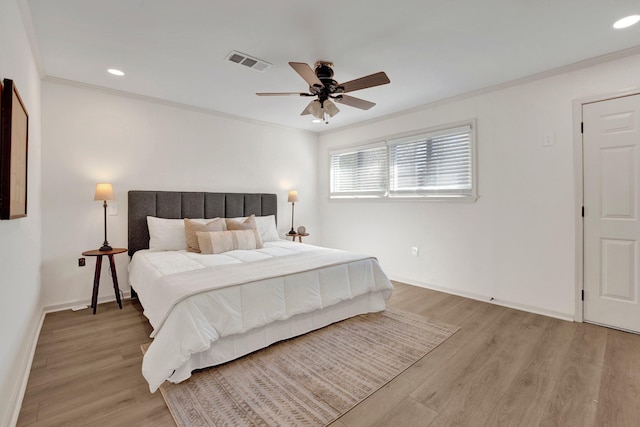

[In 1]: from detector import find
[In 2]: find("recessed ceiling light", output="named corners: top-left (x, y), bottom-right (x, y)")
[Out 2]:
top-left (107, 68), bottom-right (125, 76)
top-left (311, 118), bottom-right (323, 123)
top-left (613, 15), bottom-right (640, 29)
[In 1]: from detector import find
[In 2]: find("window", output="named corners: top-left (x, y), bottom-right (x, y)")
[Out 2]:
top-left (329, 122), bottom-right (476, 200)
top-left (330, 144), bottom-right (387, 197)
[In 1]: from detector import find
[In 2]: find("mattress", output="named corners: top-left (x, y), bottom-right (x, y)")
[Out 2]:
top-left (129, 240), bottom-right (394, 392)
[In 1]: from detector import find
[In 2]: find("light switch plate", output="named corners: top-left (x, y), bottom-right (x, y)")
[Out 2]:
top-left (108, 201), bottom-right (118, 216)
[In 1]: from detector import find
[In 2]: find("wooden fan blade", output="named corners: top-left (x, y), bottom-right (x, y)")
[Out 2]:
top-left (289, 62), bottom-right (323, 87)
top-left (335, 95), bottom-right (376, 110)
top-left (256, 92), bottom-right (309, 96)
top-left (339, 72), bottom-right (390, 93)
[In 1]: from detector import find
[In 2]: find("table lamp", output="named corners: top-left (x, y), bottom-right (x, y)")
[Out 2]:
top-left (287, 190), bottom-right (298, 235)
top-left (94, 183), bottom-right (114, 251)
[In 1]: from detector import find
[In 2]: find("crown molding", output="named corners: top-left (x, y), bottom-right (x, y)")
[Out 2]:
top-left (42, 76), bottom-right (318, 137)
top-left (320, 45), bottom-right (640, 136)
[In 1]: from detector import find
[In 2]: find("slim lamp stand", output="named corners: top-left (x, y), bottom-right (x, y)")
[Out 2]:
top-left (99, 200), bottom-right (112, 251)
top-left (288, 201), bottom-right (296, 235)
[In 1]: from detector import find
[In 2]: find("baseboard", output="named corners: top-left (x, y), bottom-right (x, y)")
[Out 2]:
top-left (4, 310), bottom-right (45, 427)
top-left (44, 291), bottom-right (133, 314)
top-left (389, 275), bottom-right (574, 322)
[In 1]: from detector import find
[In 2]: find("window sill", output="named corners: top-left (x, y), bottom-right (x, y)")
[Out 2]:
top-left (329, 194), bottom-right (478, 203)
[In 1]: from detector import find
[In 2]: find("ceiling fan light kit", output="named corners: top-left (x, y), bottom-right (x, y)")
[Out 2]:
top-left (257, 61), bottom-right (390, 122)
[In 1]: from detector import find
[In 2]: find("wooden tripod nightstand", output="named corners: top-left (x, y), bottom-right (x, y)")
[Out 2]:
top-left (81, 248), bottom-right (127, 314)
top-left (287, 233), bottom-right (309, 243)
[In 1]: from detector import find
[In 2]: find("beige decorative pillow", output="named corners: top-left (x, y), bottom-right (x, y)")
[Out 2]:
top-left (184, 218), bottom-right (227, 252)
top-left (197, 230), bottom-right (261, 254)
top-left (225, 215), bottom-right (263, 248)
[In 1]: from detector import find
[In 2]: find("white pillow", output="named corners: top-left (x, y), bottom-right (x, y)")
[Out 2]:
top-left (147, 216), bottom-right (205, 251)
top-left (256, 215), bottom-right (280, 242)
top-left (230, 215), bottom-right (280, 242)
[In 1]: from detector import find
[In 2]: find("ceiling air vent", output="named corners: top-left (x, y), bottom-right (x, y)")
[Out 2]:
top-left (225, 51), bottom-right (272, 72)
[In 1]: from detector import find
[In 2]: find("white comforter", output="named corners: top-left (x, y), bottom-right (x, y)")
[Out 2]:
top-left (129, 241), bottom-right (393, 392)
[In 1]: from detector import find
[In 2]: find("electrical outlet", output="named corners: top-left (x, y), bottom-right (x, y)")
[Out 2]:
top-left (78, 257), bottom-right (86, 267)
top-left (411, 247), bottom-right (419, 256)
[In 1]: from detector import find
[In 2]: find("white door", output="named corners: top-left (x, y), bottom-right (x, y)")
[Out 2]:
top-left (583, 93), bottom-right (640, 333)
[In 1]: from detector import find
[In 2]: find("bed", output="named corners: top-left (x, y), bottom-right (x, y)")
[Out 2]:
top-left (128, 191), bottom-right (394, 392)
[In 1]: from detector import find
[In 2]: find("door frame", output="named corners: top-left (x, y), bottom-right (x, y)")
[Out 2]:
top-left (572, 88), bottom-right (640, 323)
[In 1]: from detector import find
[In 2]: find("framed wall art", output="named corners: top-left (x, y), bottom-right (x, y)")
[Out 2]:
top-left (0, 79), bottom-right (29, 220)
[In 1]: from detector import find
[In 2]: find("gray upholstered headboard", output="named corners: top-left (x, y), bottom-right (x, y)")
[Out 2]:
top-left (128, 191), bottom-right (277, 256)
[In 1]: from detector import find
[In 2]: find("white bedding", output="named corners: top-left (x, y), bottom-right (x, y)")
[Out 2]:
top-left (129, 240), bottom-right (394, 392)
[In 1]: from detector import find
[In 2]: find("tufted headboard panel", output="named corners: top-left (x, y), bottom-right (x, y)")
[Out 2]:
top-left (127, 191), bottom-right (277, 256)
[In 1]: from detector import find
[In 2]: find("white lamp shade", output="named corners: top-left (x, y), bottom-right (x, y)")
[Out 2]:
top-left (94, 183), bottom-right (115, 201)
top-left (307, 100), bottom-right (339, 120)
top-left (287, 190), bottom-right (299, 203)
top-left (308, 100), bottom-right (323, 119)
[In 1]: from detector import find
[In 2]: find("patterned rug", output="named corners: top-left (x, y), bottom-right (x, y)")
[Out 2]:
top-left (152, 308), bottom-right (459, 426)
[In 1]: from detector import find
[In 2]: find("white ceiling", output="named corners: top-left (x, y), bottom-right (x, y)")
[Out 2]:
top-left (25, 0), bottom-right (640, 132)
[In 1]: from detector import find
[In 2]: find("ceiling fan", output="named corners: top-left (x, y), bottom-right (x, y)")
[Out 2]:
top-left (257, 61), bottom-right (390, 123)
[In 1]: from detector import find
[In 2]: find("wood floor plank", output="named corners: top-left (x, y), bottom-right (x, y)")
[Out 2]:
top-left (439, 300), bottom-right (504, 349)
top-left (592, 329), bottom-right (640, 426)
top-left (29, 389), bottom-right (135, 427)
top-left (336, 338), bottom-right (460, 426)
top-left (537, 361), bottom-right (601, 426)
top-left (410, 307), bottom-right (523, 411)
top-left (17, 282), bottom-right (640, 426)
top-left (434, 296), bottom-right (484, 326)
top-left (537, 324), bottom-right (607, 427)
top-left (601, 328), bottom-right (640, 379)
top-left (427, 313), bottom-right (548, 426)
top-left (594, 365), bottom-right (640, 426)
top-left (416, 293), bottom-right (467, 319)
top-left (35, 362), bottom-right (149, 419)
top-left (372, 397), bottom-right (438, 427)
top-left (388, 283), bottom-right (450, 315)
top-left (568, 321), bottom-right (608, 366)
top-left (481, 317), bottom-right (575, 426)
top-left (26, 353), bottom-right (125, 389)
top-left (84, 385), bottom-right (174, 427)
top-left (16, 400), bottom-right (38, 426)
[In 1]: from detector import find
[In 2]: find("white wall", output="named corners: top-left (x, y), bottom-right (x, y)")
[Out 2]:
top-left (0, 0), bottom-right (42, 424)
top-left (41, 81), bottom-right (319, 308)
top-left (318, 53), bottom-right (640, 319)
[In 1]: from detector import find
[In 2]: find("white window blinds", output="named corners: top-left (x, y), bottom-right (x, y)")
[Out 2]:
top-left (330, 145), bottom-right (387, 197)
top-left (388, 125), bottom-right (472, 196)
top-left (329, 122), bottom-right (476, 200)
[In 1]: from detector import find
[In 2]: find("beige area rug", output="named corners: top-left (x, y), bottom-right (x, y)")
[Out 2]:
top-left (151, 308), bottom-right (459, 427)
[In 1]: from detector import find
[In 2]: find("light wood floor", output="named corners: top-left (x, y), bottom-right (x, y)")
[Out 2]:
top-left (17, 282), bottom-right (640, 426)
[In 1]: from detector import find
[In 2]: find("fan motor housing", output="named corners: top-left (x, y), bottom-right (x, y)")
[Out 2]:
top-left (313, 61), bottom-right (343, 96)
top-left (314, 61), bottom-right (334, 79)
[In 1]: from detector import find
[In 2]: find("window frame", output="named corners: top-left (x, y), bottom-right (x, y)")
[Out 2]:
top-left (329, 120), bottom-right (477, 202)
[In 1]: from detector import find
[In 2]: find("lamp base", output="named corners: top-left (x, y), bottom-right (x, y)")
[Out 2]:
top-left (288, 229), bottom-right (296, 235)
top-left (99, 244), bottom-right (112, 251)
